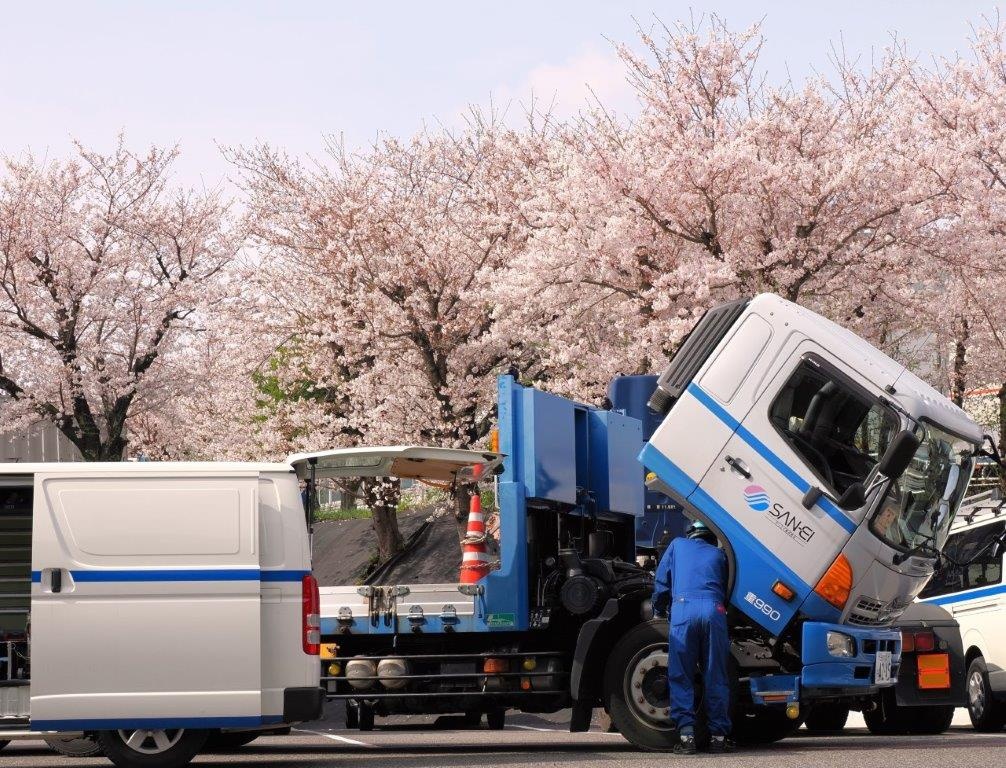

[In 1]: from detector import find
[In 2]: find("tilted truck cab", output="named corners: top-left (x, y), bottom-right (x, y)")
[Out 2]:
top-left (0, 462), bottom-right (322, 768)
top-left (641, 294), bottom-right (983, 710)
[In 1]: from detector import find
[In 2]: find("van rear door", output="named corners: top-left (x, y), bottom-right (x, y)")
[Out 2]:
top-left (29, 470), bottom-right (264, 730)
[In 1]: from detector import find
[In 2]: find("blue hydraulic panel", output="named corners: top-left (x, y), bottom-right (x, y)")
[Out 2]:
top-left (520, 387), bottom-right (577, 505)
top-left (587, 409), bottom-right (643, 517)
top-left (608, 375), bottom-right (687, 546)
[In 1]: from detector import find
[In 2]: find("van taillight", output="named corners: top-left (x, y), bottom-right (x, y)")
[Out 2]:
top-left (302, 574), bottom-right (321, 655)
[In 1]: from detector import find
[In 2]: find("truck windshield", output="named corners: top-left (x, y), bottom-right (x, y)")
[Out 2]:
top-left (869, 424), bottom-right (976, 555)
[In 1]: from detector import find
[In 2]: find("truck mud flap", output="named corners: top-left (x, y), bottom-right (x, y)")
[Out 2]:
top-left (570, 598), bottom-right (622, 729)
top-left (283, 687), bottom-right (324, 723)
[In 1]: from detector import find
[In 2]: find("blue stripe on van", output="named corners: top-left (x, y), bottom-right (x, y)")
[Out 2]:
top-left (921, 582), bottom-right (1006, 606)
top-left (685, 383), bottom-right (857, 535)
top-left (30, 715), bottom-right (285, 731)
top-left (29, 569), bottom-right (307, 583)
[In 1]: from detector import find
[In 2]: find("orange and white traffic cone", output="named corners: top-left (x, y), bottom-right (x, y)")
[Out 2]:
top-left (460, 471), bottom-right (491, 584)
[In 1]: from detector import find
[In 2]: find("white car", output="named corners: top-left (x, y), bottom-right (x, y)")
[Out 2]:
top-left (918, 495), bottom-right (1006, 731)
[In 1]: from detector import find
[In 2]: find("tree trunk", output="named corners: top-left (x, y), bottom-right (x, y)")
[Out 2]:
top-left (340, 478), bottom-right (361, 512)
top-left (452, 485), bottom-right (470, 544)
top-left (949, 321), bottom-right (969, 407)
top-left (362, 478), bottom-right (404, 562)
top-left (999, 383), bottom-right (1006, 495)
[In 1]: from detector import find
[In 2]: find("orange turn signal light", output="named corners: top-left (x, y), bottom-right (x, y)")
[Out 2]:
top-left (490, 428), bottom-right (500, 454)
top-left (917, 653), bottom-right (951, 690)
top-left (483, 658), bottom-right (507, 674)
top-left (815, 554), bottom-right (853, 610)
top-left (772, 581), bottom-right (796, 602)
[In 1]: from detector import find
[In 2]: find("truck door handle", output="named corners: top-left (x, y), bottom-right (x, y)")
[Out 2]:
top-left (725, 456), bottom-right (752, 479)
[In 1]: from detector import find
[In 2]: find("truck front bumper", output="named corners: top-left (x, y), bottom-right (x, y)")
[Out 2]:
top-left (800, 622), bottom-right (902, 697)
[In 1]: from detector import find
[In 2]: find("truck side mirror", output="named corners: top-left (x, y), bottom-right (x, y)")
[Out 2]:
top-left (877, 430), bottom-right (922, 480)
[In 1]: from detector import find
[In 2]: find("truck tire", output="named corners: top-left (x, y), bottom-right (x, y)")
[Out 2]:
top-left (97, 729), bottom-right (207, 768)
top-left (603, 620), bottom-right (682, 751)
top-left (804, 703), bottom-right (849, 733)
top-left (967, 657), bottom-right (1006, 732)
top-left (45, 735), bottom-right (103, 757)
top-left (911, 705), bottom-right (955, 735)
top-left (203, 731), bottom-right (259, 751)
top-left (864, 688), bottom-right (913, 734)
top-left (486, 709), bottom-right (506, 730)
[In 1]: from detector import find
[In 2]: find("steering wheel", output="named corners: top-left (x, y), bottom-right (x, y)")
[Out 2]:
top-left (791, 432), bottom-right (835, 489)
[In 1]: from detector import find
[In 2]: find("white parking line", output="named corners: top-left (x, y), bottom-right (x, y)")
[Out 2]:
top-left (294, 728), bottom-right (376, 747)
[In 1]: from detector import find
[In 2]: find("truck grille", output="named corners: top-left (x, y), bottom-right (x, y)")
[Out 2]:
top-left (847, 596), bottom-right (906, 626)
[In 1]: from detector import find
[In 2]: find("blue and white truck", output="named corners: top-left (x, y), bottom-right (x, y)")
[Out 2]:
top-left (313, 293), bottom-right (986, 749)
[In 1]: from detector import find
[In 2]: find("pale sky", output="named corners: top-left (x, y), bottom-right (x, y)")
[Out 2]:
top-left (0, 1), bottom-right (997, 189)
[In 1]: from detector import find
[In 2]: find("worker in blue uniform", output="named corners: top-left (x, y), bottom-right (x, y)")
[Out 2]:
top-left (652, 520), bottom-right (733, 754)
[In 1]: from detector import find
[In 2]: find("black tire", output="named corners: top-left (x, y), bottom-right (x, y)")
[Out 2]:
top-left (358, 704), bottom-right (375, 731)
top-left (804, 703), bottom-right (850, 734)
top-left (911, 705), bottom-right (955, 735)
top-left (463, 711), bottom-right (483, 728)
top-left (603, 620), bottom-right (680, 751)
top-left (864, 688), bottom-right (913, 735)
top-left (345, 702), bottom-right (359, 729)
top-left (486, 709), bottom-right (506, 730)
top-left (967, 657), bottom-right (1006, 732)
top-left (203, 731), bottom-right (259, 752)
top-left (0, 740), bottom-right (8, 751)
top-left (45, 735), bottom-right (104, 757)
top-left (97, 729), bottom-right (207, 768)
top-left (732, 706), bottom-right (802, 744)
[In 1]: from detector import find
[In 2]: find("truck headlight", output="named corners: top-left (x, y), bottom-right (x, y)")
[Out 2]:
top-left (826, 631), bottom-right (855, 657)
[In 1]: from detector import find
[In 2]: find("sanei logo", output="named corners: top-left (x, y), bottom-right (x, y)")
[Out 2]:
top-left (743, 484), bottom-right (815, 544)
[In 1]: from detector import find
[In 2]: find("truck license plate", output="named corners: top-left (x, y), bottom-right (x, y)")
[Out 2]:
top-left (875, 651), bottom-right (892, 684)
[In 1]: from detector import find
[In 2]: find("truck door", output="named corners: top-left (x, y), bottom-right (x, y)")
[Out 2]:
top-left (29, 471), bottom-right (264, 730)
top-left (695, 344), bottom-right (896, 631)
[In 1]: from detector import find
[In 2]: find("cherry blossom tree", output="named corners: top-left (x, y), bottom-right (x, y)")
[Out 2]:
top-left (0, 139), bottom-right (238, 460)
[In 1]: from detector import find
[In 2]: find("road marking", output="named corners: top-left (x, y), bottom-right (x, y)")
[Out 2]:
top-left (509, 724), bottom-right (622, 736)
top-left (293, 728), bottom-right (375, 747)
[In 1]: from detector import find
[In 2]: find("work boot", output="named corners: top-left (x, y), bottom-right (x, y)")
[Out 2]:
top-left (673, 733), bottom-right (697, 755)
top-left (708, 735), bottom-right (737, 753)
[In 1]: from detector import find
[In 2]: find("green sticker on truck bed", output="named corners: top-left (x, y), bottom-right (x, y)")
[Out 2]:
top-left (487, 613), bottom-right (515, 628)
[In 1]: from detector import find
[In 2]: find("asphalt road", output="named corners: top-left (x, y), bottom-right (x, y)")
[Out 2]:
top-left (3, 715), bottom-right (1005, 768)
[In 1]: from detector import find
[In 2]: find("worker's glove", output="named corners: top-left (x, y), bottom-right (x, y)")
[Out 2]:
top-left (651, 594), bottom-right (669, 618)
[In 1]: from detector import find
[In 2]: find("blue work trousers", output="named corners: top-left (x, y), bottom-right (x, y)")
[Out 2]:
top-left (668, 595), bottom-right (731, 736)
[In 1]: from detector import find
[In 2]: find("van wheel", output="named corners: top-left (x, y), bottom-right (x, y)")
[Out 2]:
top-left (97, 729), bottom-right (207, 768)
top-left (203, 731), bottom-right (259, 751)
top-left (968, 657), bottom-right (1006, 732)
top-left (804, 703), bottom-right (849, 733)
top-left (604, 620), bottom-right (680, 751)
top-left (45, 735), bottom-right (103, 757)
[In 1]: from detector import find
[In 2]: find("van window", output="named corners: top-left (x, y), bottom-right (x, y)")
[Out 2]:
top-left (769, 357), bottom-right (898, 494)
top-left (919, 521), bottom-right (1005, 599)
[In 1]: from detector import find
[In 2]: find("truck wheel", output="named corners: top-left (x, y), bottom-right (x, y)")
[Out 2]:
top-left (358, 704), bottom-right (375, 731)
top-left (864, 688), bottom-right (912, 735)
top-left (97, 729), bottom-right (207, 768)
top-left (487, 709), bottom-right (506, 730)
top-left (804, 703), bottom-right (849, 733)
top-left (910, 705), bottom-right (955, 735)
top-left (967, 657), bottom-right (1006, 732)
top-left (203, 731), bottom-right (259, 751)
top-left (45, 735), bottom-right (103, 757)
top-left (345, 702), bottom-right (359, 729)
top-left (603, 620), bottom-right (680, 751)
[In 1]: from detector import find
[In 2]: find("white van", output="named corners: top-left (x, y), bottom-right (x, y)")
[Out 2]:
top-left (918, 492), bottom-right (1006, 731)
top-left (0, 461), bottom-right (322, 768)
